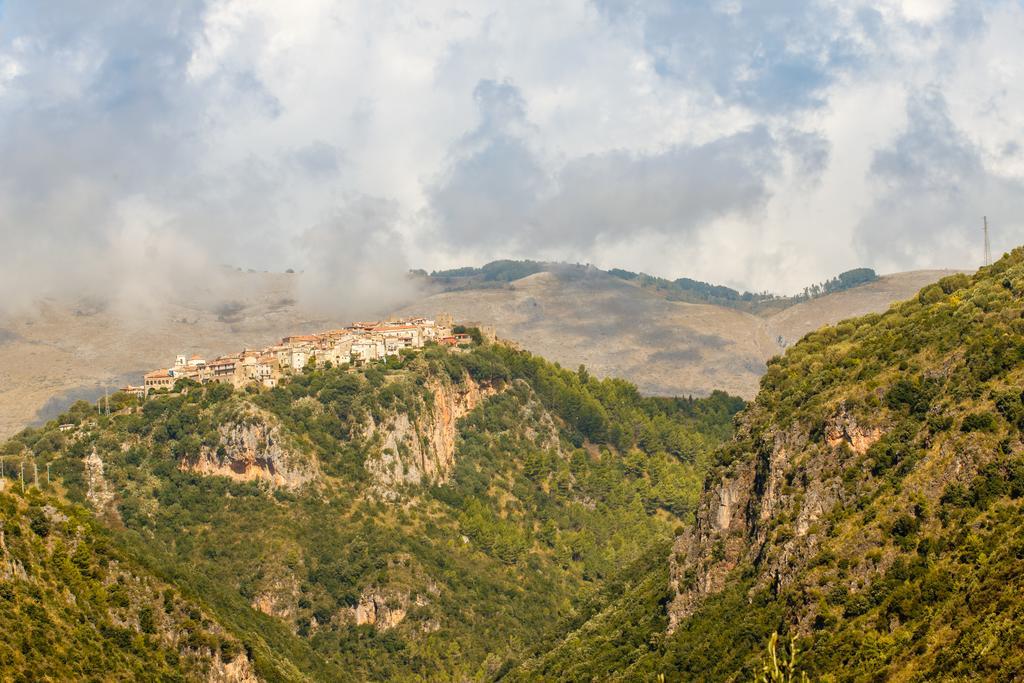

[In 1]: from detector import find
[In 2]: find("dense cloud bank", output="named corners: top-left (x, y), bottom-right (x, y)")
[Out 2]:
top-left (1, 0), bottom-right (1023, 313)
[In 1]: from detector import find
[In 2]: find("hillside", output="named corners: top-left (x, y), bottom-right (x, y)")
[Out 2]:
top-left (510, 253), bottom-right (1024, 680)
top-left (0, 265), bottom-right (955, 441)
top-left (0, 269), bottom-right (333, 441)
top-left (396, 267), bottom-right (960, 399)
top-left (1, 340), bottom-right (742, 680)
top-left (0, 484), bottom-right (258, 681)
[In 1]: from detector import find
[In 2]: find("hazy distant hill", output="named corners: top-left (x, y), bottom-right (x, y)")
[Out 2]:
top-left (397, 266), bottom-right (961, 398)
top-left (0, 269), bottom-right (335, 440)
top-left (0, 264), bottom-right (957, 440)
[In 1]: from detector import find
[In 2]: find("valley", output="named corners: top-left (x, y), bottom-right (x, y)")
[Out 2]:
top-left (511, 251), bottom-right (1024, 680)
top-left (4, 4), bottom-right (1018, 680)
top-left (1, 336), bottom-right (742, 680)
top-left (2, 254), bottom-right (1019, 680)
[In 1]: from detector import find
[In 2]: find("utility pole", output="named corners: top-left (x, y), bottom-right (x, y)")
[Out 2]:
top-left (20, 461), bottom-right (24, 494)
top-left (984, 216), bottom-right (992, 267)
top-left (46, 462), bottom-right (51, 487)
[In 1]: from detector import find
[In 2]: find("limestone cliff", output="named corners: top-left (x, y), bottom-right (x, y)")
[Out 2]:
top-left (353, 588), bottom-right (410, 630)
top-left (364, 375), bottom-right (497, 497)
top-left (824, 403), bottom-right (882, 454)
top-left (252, 574), bottom-right (302, 621)
top-left (348, 574), bottom-right (440, 632)
top-left (182, 410), bottom-right (317, 490)
top-left (84, 447), bottom-right (116, 515)
top-left (668, 404), bottom-right (884, 630)
top-left (205, 652), bottom-right (259, 683)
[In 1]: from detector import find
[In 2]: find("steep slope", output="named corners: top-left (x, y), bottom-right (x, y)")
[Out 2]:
top-left (764, 269), bottom-right (959, 348)
top-left (2, 340), bottom-right (743, 680)
top-left (0, 485), bottom-right (257, 681)
top-left (512, 253), bottom-right (1024, 681)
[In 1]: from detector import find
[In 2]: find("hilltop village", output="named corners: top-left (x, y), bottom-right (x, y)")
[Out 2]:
top-left (127, 315), bottom-right (484, 397)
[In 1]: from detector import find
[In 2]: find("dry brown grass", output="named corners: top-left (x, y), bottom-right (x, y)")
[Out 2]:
top-left (0, 268), bottom-right (959, 440)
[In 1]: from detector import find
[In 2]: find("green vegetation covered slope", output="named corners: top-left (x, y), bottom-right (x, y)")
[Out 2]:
top-left (0, 485), bottom-right (257, 681)
top-left (512, 252), bottom-right (1024, 681)
top-left (2, 340), bottom-right (741, 680)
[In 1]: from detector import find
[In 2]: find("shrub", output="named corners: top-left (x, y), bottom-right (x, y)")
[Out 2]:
top-left (918, 284), bottom-right (945, 305)
top-left (885, 378), bottom-right (938, 416)
top-left (960, 412), bottom-right (997, 433)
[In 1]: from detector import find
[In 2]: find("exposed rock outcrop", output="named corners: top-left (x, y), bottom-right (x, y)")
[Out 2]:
top-left (251, 574), bottom-right (302, 621)
top-left (365, 376), bottom-right (497, 497)
top-left (353, 588), bottom-right (410, 630)
top-left (824, 404), bottom-right (882, 454)
top-left (183, 411), bottom-right (316, 490)
top-left (0, 524), bottom-right (28, 581)
top-left (206, 652), bottom-right (259, 683)
top-left (668, 407), bottom-right (874, 631)
top-left (84, 447), bottom-right (115, 513)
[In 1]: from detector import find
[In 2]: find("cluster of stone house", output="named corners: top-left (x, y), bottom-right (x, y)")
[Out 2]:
top-left (126, 315), bottom-right (478, 397)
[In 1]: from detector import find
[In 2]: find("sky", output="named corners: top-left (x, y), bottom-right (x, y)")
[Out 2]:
top-left (2, 0), bottom-right (1024, 312)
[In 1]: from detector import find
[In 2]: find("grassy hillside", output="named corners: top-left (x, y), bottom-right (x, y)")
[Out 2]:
top-left (397, 267), bottom-right (960, 400)
top-left (428, 260), bottom-right (879, 313)
top-left (1, 340), bottom-right (742, 680)
top-left (511, 252), bottom-right (1024, 681)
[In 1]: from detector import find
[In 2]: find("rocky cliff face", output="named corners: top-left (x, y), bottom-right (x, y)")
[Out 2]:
top-left (0, 524), bottom-right (28, 582)
top-left (353, 588), bottom-right (410, 630)
top-left (84, 447), bottom-right (116, 514)
top-left (668, 404), bottom-right (884, 630)
top-left (365, 375), bottom-right (497, 497)
top-left (349, 575), bottom-right (440, 632)
top-left (205, 652), bottom-right (259, 683)
top-left (183, 411), bottom-right (317, 490)
top-left (824, 404), bottom-right (882, 454)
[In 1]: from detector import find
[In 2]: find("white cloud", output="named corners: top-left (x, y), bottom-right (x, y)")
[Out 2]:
top-left (0, 54), bottom-right (22, 93)
top-left (1, 0), bottom-right (1024, 306)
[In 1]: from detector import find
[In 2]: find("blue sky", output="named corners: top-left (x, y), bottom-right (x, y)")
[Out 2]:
top-left (1, 0), bottom-right (1023, 311)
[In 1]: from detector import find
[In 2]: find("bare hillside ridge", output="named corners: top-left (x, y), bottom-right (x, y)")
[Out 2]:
top-left (395, 268), bottom-right (962, 399)
top-left (0, 268), bottom-right (959, 439)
